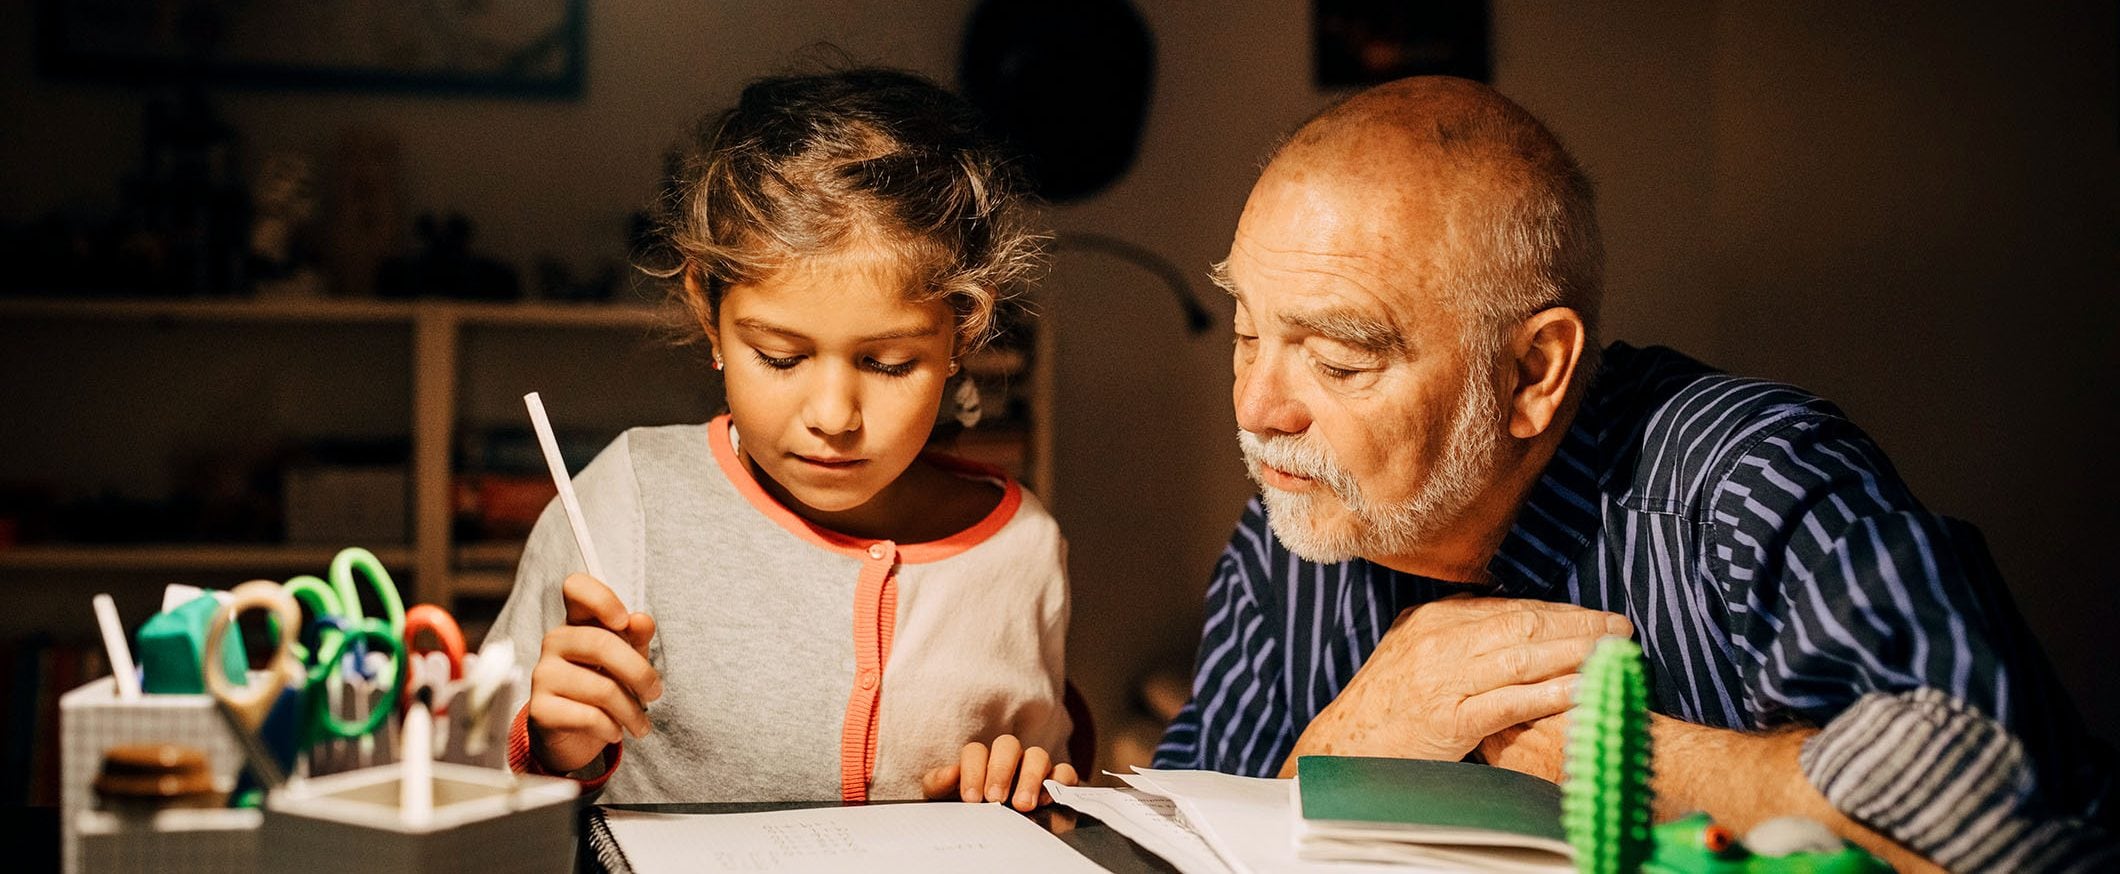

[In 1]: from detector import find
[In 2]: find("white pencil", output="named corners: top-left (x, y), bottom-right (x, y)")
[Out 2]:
top-left (92, 594), bottom-right (141, 700)
top-left (523, 392), bottom-right (612, 592)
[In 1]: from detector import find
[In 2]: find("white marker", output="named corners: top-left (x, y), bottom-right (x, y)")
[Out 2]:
top-left (524, 392), bottom-right (609, 587)
top-left (92, 594), bottom-right (141, 700)
top-left (401, 688), bottom-right (435, 827)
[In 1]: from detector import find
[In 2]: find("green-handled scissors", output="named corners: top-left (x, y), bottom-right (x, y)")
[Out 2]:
top-left (280, 547), bottom-right (407, 742)
top-left (282, 546), bottom-right (407, 665)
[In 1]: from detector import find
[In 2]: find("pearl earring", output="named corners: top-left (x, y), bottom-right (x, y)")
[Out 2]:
top-left (712, 353), bottom-right (724, 371)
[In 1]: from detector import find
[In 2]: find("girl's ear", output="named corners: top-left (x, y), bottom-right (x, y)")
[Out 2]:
top-left (684, 271), bottom-right (724, 362)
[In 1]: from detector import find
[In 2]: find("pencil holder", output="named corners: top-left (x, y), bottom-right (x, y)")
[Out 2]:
top-left (60, 677), bottom-right (250, 874)
top-left (261, 761), bottom-right (577, 874)
top-left (75, 807), bottom-right (262, 873)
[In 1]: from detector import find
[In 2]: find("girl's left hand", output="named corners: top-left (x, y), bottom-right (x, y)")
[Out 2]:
top-left (920, 734), bottom-right (1079, 811)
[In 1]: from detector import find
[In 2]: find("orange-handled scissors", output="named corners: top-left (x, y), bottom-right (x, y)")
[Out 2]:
top-left (401, 604), bottom-right (467, 716)
top-left (404, 604), bottom-right (467, 680)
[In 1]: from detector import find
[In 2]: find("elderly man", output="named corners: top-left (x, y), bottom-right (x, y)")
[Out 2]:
top-left (1153, 76), bottom-right (2115, 871)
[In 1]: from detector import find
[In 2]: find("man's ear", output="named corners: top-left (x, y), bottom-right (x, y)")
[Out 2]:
top-left (1507, 307), bottom-right (1587, 440)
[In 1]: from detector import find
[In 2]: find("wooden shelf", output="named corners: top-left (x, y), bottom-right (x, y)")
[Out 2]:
top-left (1, 290), bottom-right (1049, 610)
top-left (0, 543), bottom-right (414, 573)
top-left (0, 296), bottom-right (673, 329)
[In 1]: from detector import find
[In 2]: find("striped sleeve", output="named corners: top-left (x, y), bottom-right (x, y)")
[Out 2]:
top-left (1802, 689), bottom-right (2118, 871)
top-left (1153, 500), bottom-right (1292, 776)
top-left (1708, 417), bottom-right (2117, 869)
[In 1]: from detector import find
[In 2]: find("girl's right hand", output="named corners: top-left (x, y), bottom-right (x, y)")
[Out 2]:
top-left (528, 573), bottom-right (663, 774)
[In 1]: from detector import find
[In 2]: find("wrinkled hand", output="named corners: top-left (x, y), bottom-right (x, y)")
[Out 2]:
top-left (1294, 597), bottom-right (1630, 768)
top-left (528, 573), bottom-right (662, 774)
top-left (1478, 713), bottom-right (1570, 783)
top-left (920, 734), bottom-right (1079, 812)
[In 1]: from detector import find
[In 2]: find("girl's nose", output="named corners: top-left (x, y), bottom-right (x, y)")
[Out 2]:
top-left (803, 367), bottom-right (862, 435)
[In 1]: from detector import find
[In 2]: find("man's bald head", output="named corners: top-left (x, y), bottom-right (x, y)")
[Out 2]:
top-left (1259, 76), bottom-right (1603, 356)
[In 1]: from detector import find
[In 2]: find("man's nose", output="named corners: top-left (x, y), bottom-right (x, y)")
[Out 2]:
top-left (803, 365), bottom-right (862, 435)
top-left (1234, 350), bottom-right (1308, 438)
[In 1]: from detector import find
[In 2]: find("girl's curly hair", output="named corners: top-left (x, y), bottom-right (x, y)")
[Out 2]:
top-left (644, 67), bottom-right (1046, 353)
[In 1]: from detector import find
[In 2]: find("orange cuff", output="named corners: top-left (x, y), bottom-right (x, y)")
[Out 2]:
top-left (509, 703), bottom-right (620, 791)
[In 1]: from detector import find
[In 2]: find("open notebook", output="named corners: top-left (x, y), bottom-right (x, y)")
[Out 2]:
top-left (1294, 756), bottom-right (1571, 872)
top-left (1048, 762), bottom-right (1571, 874)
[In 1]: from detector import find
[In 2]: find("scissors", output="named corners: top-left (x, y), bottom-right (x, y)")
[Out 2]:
top-left (283, 546), bottom-right (407, 665)
top-left (403, 603), bottom-right (468, 712)
top-left (204, 581), bottom-right (308, 797)
top-left (280, 547), bottom-right (408, 743)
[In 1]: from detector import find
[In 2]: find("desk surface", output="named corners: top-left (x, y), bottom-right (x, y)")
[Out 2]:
top-left (587, 801), bottom-right (1178, 874)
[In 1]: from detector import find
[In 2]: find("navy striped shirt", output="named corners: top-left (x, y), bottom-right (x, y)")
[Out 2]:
top-left (1155, 343), bottom-right (2116, 870)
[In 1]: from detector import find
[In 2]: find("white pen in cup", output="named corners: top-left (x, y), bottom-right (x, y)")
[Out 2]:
top-left (401, 685), bottom-right (435, 827)
top-left (92, 593), bottom-right (141, 700)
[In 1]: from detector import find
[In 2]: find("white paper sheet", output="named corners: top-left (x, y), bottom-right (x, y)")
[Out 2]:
top-left (1045, 780), bottom-right (1232, 874)
top-left (598, 803), bottom-right (1106, 874)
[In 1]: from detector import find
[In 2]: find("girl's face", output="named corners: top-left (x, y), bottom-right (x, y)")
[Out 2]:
top-left (709, 241), bottom-right (957, 522)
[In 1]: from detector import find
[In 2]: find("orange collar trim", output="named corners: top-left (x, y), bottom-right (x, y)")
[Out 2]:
top-left (706, 414), bottom-right (1022, 564)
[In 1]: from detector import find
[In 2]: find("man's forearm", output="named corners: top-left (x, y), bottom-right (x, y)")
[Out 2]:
top-left (1651, 716), bottom-right (1939, 873)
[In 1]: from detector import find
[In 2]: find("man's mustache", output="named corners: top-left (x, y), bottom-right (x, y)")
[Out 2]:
top-left (1237, 430), bottom-right (1366, 507)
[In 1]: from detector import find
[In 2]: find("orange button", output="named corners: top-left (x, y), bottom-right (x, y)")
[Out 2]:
top-left (858, 670), bottom-right (878, 690)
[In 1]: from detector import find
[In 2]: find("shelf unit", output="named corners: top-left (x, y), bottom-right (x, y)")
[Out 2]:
top-left (0, 294), bottom-right (1054, 612)
top-left (0, 297), bottom-right (678, 609)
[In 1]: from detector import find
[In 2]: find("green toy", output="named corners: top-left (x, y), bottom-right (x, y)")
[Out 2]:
top-left (1560, 637), bottom-right (1892, 874)
top-left (1563, 637), bottom-right (1655, 873)
top-left (1647, 813), bottom-right (1891, 873)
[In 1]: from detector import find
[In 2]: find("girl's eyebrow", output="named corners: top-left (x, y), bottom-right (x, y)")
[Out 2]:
top-left (733, 316), bottom-right (944, 344)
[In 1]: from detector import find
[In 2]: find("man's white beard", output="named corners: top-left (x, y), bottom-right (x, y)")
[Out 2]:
top-left (1238, 373), bottom-right (1504, 564)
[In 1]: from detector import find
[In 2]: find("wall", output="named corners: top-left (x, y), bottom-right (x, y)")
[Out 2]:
top-left (1699, 2), bottom-right (2120, 743)
top-left (1500, 1), bottom-right (2119, 743)
top-left (3, 1), bottom-right (2113, 769)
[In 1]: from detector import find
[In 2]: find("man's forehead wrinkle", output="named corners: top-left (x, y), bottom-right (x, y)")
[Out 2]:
top-left (1229, 236), bottom-right (1417, 351)
top-left (1230, 227), bottom-right (1403, 299)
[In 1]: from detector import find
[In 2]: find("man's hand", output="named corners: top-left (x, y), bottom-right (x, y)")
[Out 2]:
top-left (920, 734), bottom-right (1080, 812)
top-left (1478, 713), bottom-right (1569, 783)
top-left (1278, 597), bottom-right (1631, 776)
top-left (528, 573), bottom-right (662, 774)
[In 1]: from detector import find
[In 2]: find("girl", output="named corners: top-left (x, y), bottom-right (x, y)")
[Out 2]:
top-left (489, 68), bottom-right (1076, 809)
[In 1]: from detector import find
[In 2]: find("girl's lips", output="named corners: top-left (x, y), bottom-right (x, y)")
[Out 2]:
top-left (794, 454), bottom-right (866, 470)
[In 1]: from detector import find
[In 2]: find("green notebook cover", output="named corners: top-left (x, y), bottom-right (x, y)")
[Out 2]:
top-left (1296, 755), bottom-right (1566, 843)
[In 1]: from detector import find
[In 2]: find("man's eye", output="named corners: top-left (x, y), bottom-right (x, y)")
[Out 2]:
top-left (866, 358), bottom-right (916, 377)
top-left (1233, 333), bottom-right (1258, 346)
top-left (754, 351), bottom-right (803, 370)
top-left (1314, 359), bottom-right (1364, 380)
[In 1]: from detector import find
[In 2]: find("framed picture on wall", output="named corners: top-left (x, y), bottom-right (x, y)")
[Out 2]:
top-left (36, 0), bottom-right (586, 98)
top-left (1315, 0), bottom-right (1489, 88)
